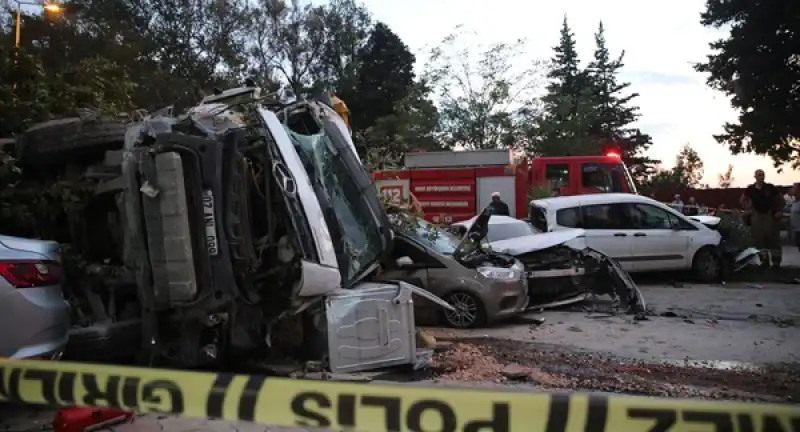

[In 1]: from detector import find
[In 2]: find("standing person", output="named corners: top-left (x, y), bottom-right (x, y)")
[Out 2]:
top-left (670, 194), bottom-right (684, 213)
top-left (741, 169), bottom-right (784, 268)
top-left (791, 183), bottom-right (800, 251)
top-left (685, 197), bottom-right (699, 216)
top-left (488, 192), bottom-right (510, 216)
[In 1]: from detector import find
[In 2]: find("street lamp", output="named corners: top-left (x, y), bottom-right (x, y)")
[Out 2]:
top-left (14, 1), bottom-right (63, 47)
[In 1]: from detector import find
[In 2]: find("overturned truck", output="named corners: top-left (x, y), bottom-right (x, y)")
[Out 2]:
top-left (15, 87), bottom-right (452, 372)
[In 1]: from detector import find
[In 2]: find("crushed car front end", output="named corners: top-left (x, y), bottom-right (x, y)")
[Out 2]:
top-left (491, 231), bottom-right (645, 313)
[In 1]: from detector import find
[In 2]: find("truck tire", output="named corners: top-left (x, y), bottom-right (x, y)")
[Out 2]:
top-left (17, 116), bottom-right (126, 164)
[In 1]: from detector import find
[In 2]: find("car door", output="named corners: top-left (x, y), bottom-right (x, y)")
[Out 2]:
top-left (626, 203), bottom-right (690, 271)
top-left (375, 237), bottom-right (430, 289)
top-left (577, 203), bottom-right (636, 271)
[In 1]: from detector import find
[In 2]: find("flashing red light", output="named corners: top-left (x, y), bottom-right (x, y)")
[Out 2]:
top-left (605, 151), bottom-right (621, 159)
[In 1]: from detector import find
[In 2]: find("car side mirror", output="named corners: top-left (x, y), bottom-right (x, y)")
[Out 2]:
top-left (396, 256), bottom-right (413, 267)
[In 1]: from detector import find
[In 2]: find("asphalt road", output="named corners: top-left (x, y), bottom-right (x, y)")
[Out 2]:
top-left (3, 281), bottom-right (799, 432)
top-left (430, 282), bottom-right (800, 364)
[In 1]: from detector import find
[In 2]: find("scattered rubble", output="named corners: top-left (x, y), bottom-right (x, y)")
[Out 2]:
top-left (429, 339), bottom-right (800, 402)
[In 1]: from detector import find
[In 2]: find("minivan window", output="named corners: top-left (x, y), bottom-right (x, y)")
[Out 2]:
top-left (630, 203), bottom-right (672, 229)
top-left (581, 203), bottom-right (632, 230)
top-left (556, 207), bottom-right (581, 228)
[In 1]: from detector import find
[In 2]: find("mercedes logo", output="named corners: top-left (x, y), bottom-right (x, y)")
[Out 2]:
top-left (272, 162), bottom-right (297, 198)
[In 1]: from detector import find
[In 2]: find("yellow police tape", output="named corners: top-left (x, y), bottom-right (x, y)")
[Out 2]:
top-left (1, 359), bottom-right (799, 432)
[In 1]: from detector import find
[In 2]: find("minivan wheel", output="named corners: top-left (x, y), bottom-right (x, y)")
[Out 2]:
top-left (441, 292), bottom-right (486, 329)
top-left (692, 248), bottom-right (721, 283)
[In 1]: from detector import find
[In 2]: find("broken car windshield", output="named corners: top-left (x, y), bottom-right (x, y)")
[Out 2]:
top-left (406, 219), bottom-right (460, 255)
top-left (285, 125), bottom-right (383, 284)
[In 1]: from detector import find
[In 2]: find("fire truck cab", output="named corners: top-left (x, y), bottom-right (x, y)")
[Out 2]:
top-left (373, 149), bottom-right (637, 224)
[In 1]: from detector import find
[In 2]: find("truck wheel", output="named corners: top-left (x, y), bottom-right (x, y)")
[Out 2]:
top-left (17, 115), bottom-right (126, 165)
top-left (692, 248), bottom-right (722, 283)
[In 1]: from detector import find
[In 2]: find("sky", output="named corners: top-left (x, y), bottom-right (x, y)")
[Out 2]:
top-left (359, 0), bottom-right (799, 187)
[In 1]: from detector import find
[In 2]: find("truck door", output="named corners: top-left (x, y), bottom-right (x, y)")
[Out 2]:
top-left (579, 161), bottom-right (637, 194)
top-left (538, 162), bottom-right (571, 195)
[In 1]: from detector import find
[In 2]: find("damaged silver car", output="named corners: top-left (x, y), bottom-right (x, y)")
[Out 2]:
top-left (452, 214), bottom-right (646, 313)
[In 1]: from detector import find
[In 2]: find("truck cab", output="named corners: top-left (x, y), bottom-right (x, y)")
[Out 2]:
top-left (529, 154), bottom-right (638, 196)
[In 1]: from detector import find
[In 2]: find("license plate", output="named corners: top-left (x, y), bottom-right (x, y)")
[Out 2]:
top-left (202, 190), bottom-right (219, 256)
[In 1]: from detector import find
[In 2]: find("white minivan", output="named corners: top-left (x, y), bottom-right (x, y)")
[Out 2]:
top-left (529, 193), bottom-right (726, 281)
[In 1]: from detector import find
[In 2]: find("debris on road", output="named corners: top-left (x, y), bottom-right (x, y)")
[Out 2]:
top-left (430, 339), bottom-right (800, 402)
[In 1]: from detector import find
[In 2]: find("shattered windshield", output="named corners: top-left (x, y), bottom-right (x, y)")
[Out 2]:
top-left (285, 119), bottom-right (383, 285)
top-left (404, 218), bottom-right (460, 255)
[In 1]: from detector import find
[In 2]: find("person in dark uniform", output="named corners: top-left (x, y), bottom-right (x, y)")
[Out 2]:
top-left (741, 169), bottom-right (783, 268)
top-left (488, 192), bottom-right (510, 216)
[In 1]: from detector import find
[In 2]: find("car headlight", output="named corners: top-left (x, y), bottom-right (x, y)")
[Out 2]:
top-left (478, 266), bottom-right (519, 281)
top-left (511, 260), bottom-right (524, 272)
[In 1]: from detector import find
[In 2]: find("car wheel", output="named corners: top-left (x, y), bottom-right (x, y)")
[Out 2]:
top-left (692, 247), bottom-right (721, 283)
top-left (441, 292), bottom-right (486, 329)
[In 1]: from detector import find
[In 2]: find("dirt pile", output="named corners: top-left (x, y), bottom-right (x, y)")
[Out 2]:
top-left (430, 339), bottom-right (800, 402)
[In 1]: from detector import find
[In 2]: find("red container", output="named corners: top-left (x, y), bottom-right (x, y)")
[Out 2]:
top-left (52, 407), bottom-right (134, 432)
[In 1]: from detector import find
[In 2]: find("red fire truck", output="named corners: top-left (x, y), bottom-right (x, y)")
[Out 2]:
top-left (373, 149), bottom-right (638, 223)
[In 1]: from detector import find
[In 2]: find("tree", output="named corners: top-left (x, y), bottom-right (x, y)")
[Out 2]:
top-left (248, 0), bottom-right (328, 94)
top-left (695, 0), bottom-right (800, 169)
top-left (348, 22), bottom-right (415, 132)
top-left (674, 143), bottom-right (705, 187)
top-left (361, 82), bottom-right (441, 170)
top-left (585, 21), bottom-right (655, 174)
top-left (717, 164), bottom-right (734, 189)
top-left (526, 17), bottom-right (596, 156)
top-left (424, 26), bottom-right (543, 150)
top-left (0, 44), bottom-right (135, 137)
top-left (65, 0), bottom-right (251, 110)
top-left (642, 167), bottom-right (684, 191)
top-left (313, 0), bottom-right (372, 94)
top-left (641, 144), bottom-right (705, 190)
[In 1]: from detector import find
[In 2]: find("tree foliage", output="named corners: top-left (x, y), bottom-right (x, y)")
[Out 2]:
top-left (696, 0), bottom-right (800, 169)
top-left (349, 22), bottom-right (415, 132)
top-left (644, 143), bottom-right (705, 191)
top-left (525, 17), bottom-right (595, 156)
top-left (1, 2), bottom-right (675, 223)
top-left (717, 164), bottom-right (734, 189)
top-left (424, 27), bottom-right (544, 151)
top-left (528, 18), bottom-right (656, 179)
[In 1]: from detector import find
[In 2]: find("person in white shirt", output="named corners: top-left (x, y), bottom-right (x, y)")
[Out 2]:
top-left (670, 194), bottom-right (684, 213)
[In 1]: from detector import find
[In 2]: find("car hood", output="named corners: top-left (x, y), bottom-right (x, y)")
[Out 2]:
top-left (453, 206), bottom-right (492, 260)
top-left (688, 215), bottom-right (721, 227)
top-left (489, 229), bottom-right (587, 255)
